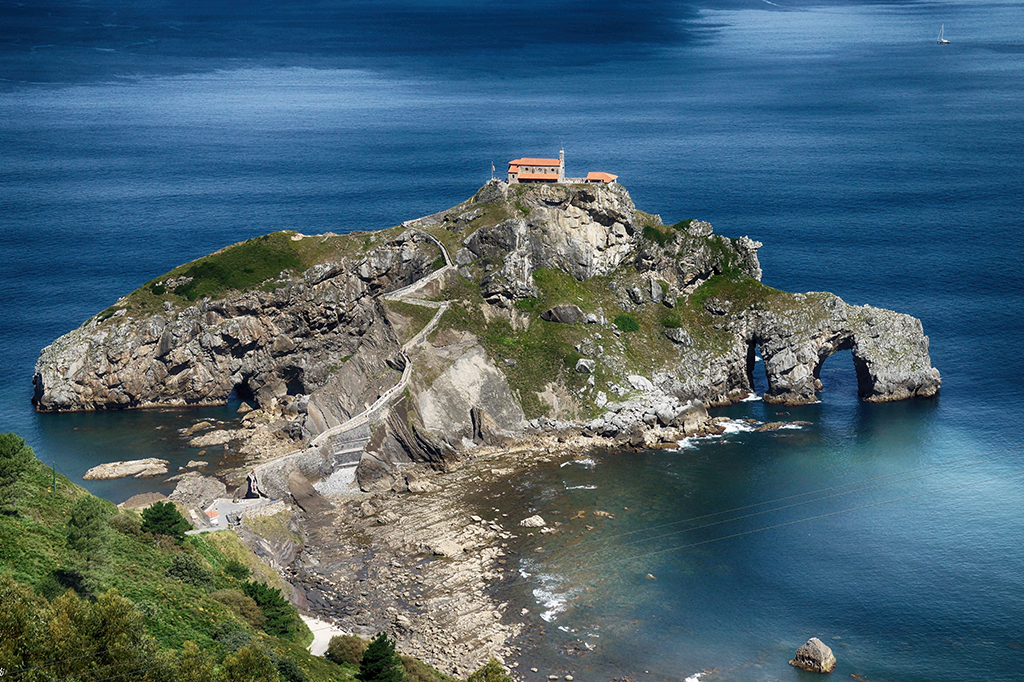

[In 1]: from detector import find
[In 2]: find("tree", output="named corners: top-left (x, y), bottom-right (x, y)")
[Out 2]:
top-left (241, 580), bottom-right (299, 639)
top-left (356, 632), bottom-right (404, 682)
top-left (141, 500), bottom-right (191, 539)
top-left (468, 658), bottom-right (516, 682)
top-left (326, 634), bottom-right (366, 666)
top-left (66, 496), bottom-right (113, 564)
top-left (0, 432), bottom-right (34, 514)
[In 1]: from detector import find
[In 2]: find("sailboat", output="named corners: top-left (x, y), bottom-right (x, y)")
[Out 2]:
top-left (937, 24), bottom-right (950, 44)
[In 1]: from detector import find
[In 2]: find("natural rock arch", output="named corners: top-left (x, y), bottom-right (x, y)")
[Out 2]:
top-left (742, 296), bottom-right (940, 405)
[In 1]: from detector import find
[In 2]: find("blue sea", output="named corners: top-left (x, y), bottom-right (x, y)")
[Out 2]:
top-left (2, 0), bottom-right (1023, 679)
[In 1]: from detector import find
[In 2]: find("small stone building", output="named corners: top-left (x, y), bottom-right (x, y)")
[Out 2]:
top-left (507, 149), bottom-right (617, 184)
top-left (507, 150), bottom-right (564, 183)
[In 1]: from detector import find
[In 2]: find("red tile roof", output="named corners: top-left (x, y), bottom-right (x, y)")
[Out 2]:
top-left (586, 172), bottom-right (618, 183)
top-left (509, 158), bottom-right (562, 167)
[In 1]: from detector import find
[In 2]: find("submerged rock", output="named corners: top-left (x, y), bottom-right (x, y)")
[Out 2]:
top-left (789, 637), bottom-right (837, 673)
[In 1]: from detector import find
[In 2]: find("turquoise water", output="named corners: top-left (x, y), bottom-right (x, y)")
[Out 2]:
top-left (2, 0), bottom-right (1023, 678)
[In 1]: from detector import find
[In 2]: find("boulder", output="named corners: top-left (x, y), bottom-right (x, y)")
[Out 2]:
top-left (789, 637), bottom-right (836, 673)
top-left (520, 515), bottom-right (546, 528)
top-left (541, 304), bottom-right (584, 324)
top-left (575, 358), bottom-right (595, 374)
top-left (664, 327), bottom-right (693, 346)
top-left (169, 474), bottom-right (227, 510)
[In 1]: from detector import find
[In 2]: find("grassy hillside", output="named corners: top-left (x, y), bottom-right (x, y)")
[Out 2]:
top-left (0, 432), bottom-right (465, 682)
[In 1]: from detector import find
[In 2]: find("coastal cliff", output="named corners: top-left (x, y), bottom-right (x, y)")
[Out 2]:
top-left (34, 181), bottom-right (940, 460)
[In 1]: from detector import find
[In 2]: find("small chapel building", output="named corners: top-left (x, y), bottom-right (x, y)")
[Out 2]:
top-left (507, 149), bottom-right (617, 185)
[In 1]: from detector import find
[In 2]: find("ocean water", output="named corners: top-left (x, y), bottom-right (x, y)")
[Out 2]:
top-left (2, 0), bottom-right (1023, 679)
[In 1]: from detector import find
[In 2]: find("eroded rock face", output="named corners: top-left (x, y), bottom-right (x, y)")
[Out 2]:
top-left (462, 183), bottom-right (638, 307)
top-left (33, 231), bottom-right (437, 414)
top-left (789, 637), bottom-right (837, 673)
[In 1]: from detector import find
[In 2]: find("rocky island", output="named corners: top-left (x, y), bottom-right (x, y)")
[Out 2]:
top-left (32, 180), bottom-right (940, 673)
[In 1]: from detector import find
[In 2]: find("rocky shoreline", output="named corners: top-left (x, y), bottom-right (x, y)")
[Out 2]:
top-left (238, 417), bottom-right (730, 678)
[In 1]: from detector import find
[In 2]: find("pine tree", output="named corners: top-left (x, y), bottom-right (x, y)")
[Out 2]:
top-left (66, 496), bottom-right (112, 566)
top-left (356, 632), bottom-right (404, 682)
top-left (141, 500), bottom-right (191, 539)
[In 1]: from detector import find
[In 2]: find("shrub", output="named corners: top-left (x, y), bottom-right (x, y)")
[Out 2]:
top-left (212, 621), bottom-right (255, 652)
top-left (222, 559), bottom-right (251, 580)
top-left (108, 512), bottom-right (142, 536)
top-left (141, 501), bottom-right (191, 539)
top-left (326, 634), bottom-right (367, 665)
top-left (642, 223), bottom-right (668, 246)
top-left (660, 315), bottom-right (682, 328)
top-left (468, 658), bottom-right (515, 682)
top-left (223, 642), bottom-right (279, 682)
top-left (275, 654), bottom-right (307, 682)
top-left (357, 632), bottom-right (404, 682)
top-left (36, 568), bottom-right (88, 601)
top-left (167, 552), bottom-right (214, 590)
top-left (212, 588), bottom-right (267, 629)
top-left (401, 655), bottom-right (445, 682)
top-left (613, 314), bottom-right (640, 332)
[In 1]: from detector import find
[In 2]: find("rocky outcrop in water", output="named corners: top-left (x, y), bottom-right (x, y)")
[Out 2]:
top-left (83, 458), bottom-right (169, 480)
top-left (790, 637), bottom-right (837, 673)
top-left (34, 181), bottom-right (939, 487)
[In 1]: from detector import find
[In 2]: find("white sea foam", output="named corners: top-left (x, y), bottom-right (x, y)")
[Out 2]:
top-left (564, 483), bottom-right (598, 490)
top-left (740, 392), bottom-right (762, 402)
top-left (684, 673), bottom-right (705, 682)
top-left (560, 457), bottom-right (596, 468)
top-left (521, 563), bottom-right (575, 622)
top-left (720, 419), bottom-right (756, 434)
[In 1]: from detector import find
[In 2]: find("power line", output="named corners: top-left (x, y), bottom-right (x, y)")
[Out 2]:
top-left (439, 461), bottom-right (1024, 606)
top-left (561, 445), bottom-right (1024, 551)
top-left (547, 446), bottom-right (1024, 563)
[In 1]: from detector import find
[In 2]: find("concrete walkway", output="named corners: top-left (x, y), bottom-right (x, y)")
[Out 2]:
top-left (247, 227), bottom-right (456, 489)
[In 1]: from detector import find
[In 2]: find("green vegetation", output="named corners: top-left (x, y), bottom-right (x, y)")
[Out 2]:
top-left (0, 431), bottom-right (379, 682)
top-left (241, 580), bottom-right (304, 640)
top-left (327, 635), bottom-right (367, 666)
top-left (466, 659), bottom-right (515, 682)
top-left (382, 299), bottom-right (438, 346)
top-left (357, 633), bottom-right (404, 682)
top-left (142, 499), bottom-right (192, 539)
top-left (613, 314), bottom-right (640, 332)
top-left (98, 226), bottom-right (421, 323)
top-left (172, 234), bottom-right (302, 301)
top-left (642, 223), bottom-right (670, 246)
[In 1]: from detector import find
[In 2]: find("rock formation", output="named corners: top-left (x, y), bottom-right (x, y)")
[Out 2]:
top-left (83, 458), bottom-right (169, 480)
top-left (34, 180), bottom-right (939, 497)
top-left (790, 637), bottom-right (837, 673)
top-left (33, 230), bottom-right (438, 415)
